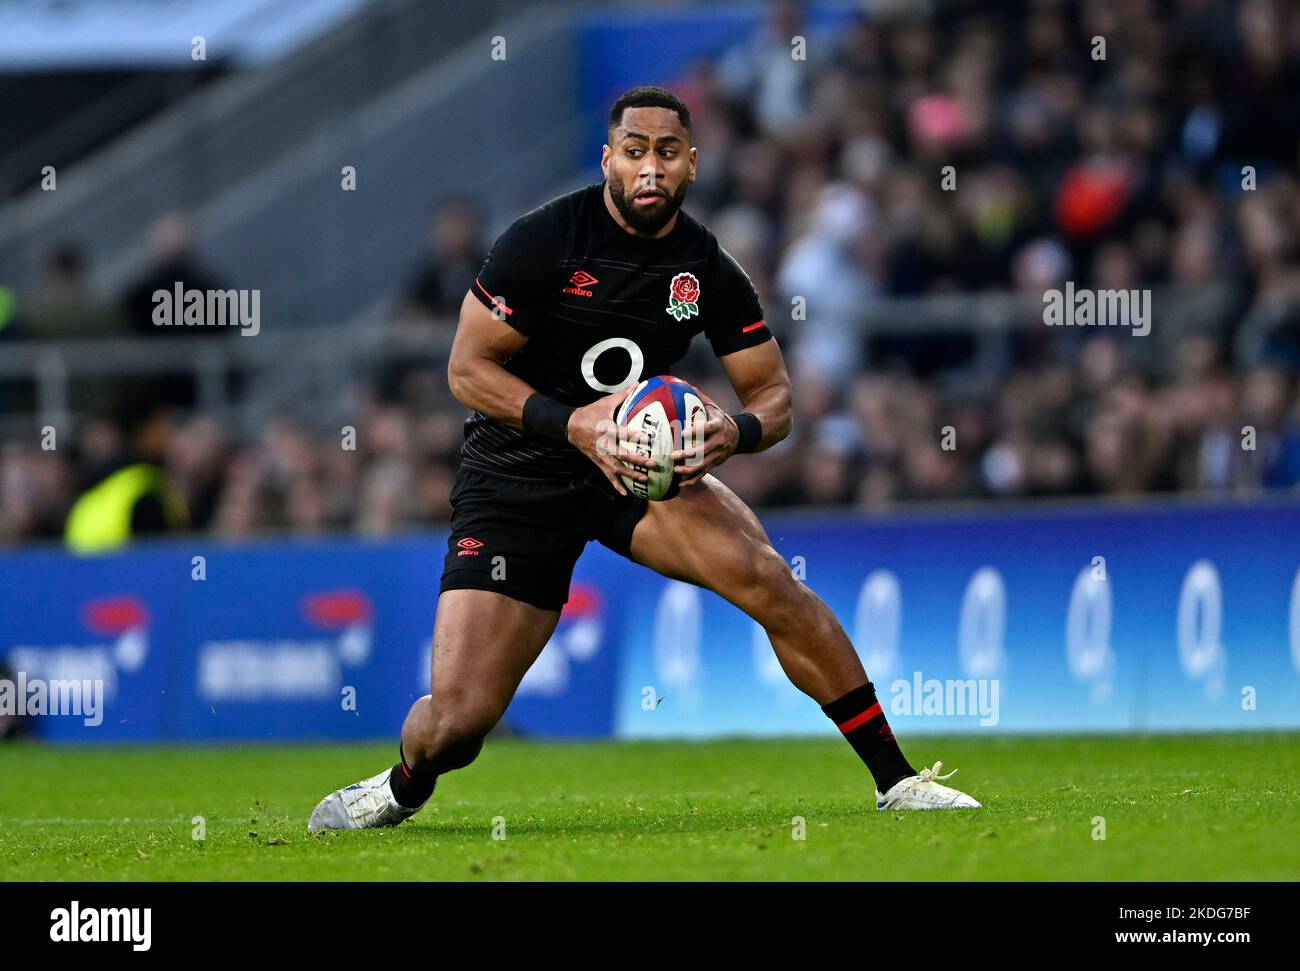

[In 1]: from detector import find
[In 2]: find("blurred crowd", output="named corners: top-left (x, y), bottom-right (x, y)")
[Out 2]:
top-left (4, 0), bottom-right (1300, 547)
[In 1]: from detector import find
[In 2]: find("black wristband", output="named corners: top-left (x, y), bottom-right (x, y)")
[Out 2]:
top-left (731, 412), bottom-right (763, 453)
top-left (522, 392), bottom-right (576, 443)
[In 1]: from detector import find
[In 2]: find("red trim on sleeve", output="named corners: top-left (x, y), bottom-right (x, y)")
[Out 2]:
top-left (741, 319), bottom-right (765, 333)
top-left (475, 277), bottom-right (512, 316)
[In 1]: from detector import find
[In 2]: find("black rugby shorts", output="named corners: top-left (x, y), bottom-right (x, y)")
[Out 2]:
top-left (439, 464), bottom-right (649, 611)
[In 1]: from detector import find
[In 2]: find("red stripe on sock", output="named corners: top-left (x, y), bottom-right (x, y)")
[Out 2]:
top-left (837, 701), bottom-right (882, 734)
top-left (400, 761), bottom-right (412, 780)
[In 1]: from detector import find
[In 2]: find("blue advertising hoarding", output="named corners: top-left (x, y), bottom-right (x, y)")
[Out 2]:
top-left (616, 501), bottom-right (1300, 738)
top-left (2, 498), bottom-right (1298, 743)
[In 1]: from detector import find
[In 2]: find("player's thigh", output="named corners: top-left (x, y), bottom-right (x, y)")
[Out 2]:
top-left (627, 473), bottom-right (791, 606)
top-left (429, 587), bottom-right (560, 715)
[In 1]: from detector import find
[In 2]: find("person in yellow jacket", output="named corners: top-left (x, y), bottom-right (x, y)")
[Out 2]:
top-left (65, 395), bottom-right (188, 554)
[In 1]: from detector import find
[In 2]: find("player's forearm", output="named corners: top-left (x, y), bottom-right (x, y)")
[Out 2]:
top-left (735, 382), bottom-right (792, 452)
top-left (446, 356), bottom-right (537, 431)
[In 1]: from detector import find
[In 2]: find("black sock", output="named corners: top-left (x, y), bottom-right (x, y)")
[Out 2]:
top-left (388, 744), bottom-right (438, 809)
top-left (821, 681), bottom-right (916, 794)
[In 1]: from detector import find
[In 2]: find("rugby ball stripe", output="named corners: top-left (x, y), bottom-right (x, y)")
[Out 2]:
top-left (615, 375), bottom-right (705, 501)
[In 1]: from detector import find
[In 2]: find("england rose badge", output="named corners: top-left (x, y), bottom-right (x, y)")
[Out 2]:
top-left (666, 272), bottom-right (700, 321)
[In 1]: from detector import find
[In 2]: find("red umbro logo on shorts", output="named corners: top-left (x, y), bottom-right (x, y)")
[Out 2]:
top-left (457, 536), bottom-right (484, 556)
top-left (563, 269), bottom-right (598, 297)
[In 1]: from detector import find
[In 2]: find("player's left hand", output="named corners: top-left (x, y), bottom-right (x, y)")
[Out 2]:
top-left (671, 400), bottom-right (738, 486)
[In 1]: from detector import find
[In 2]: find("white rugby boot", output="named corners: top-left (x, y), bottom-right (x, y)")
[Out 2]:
top-left (875, 761), bottom-right (981, 810)
top-left (308, 766), bottom-right (423, 832)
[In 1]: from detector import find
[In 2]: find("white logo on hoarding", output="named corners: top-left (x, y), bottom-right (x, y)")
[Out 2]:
top-left (8, 626), bottom-right (148, 706)
top-left (653, 581), bottom-right (701, 710)
top-left (855, 569), bottom-right (902, 681)
top-left (198, 623), bottom-right (371, 702)
top-left (517, 614), bottom-right (603, 696)
top-left (959, 567), bottom-right (1006, 677)
top-left (1177, 559), bottom-right (1225, 698)
top-left (751, 620), bottom-right (801, 709)
top-left (1289, 567), bottom-right (1300, 676)
top-left (1066, 567), bottom-right (1114, 701)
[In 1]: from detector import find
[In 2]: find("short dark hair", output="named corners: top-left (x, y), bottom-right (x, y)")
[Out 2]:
top-left (608, 85), bottom-right (692, 141)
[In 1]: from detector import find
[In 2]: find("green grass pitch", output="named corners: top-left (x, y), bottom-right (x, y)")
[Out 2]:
top-left (2, 732), bottom-right (1296, 881)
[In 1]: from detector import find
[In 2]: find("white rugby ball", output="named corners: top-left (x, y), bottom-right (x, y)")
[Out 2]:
top-left (613, 375), bottom-right (706, 501)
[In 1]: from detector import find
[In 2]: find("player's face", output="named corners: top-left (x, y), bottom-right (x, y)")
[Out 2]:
top-left (604, 107), bottom-right (696, 236)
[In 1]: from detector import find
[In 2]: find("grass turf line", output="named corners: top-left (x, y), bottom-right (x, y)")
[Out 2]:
top-left (0, 732), bottom-right (1296, 881)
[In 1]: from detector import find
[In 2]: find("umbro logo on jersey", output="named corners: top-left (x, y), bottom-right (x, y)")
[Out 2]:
top-left (457, 536), bottom-right (484, 556)
top-left (563, 269), bottom-right (599, 297)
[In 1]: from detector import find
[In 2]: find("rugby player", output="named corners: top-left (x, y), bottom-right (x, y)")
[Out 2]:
top-left (309, 86), bottom-right (979, 831)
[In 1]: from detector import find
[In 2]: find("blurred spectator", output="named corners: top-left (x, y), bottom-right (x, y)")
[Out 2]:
top-left (169, 415), bottom-right (231, 533)
top-left (377, 198), bottom-right (487, 401)
top-left (64, 393), bottom-right (189, 553)
top-left (716, 0), bottom-right (830, 143)
top-left (399, 198), bottom-right (487, 324)
top-left (119, 212), bottom-right (228, 335)
top-left (118, 212), bottom-right (230, 408)
top-left (20, 246), bottom-right (131, 417)
top-left (777, 182), bottom-right (876, 384)
top-left (3, 0), bottom-right (1300, 549)
top-left (0, 440), bottom-right (72, 545)
top-left (24, 246), bottom-right (125, 340)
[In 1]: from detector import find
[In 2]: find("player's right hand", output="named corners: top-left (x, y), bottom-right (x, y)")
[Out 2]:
top-left (566, 386), bottom-right (659, 497)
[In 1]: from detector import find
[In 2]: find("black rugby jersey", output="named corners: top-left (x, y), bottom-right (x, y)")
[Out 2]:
top-left (461, 181), bottom-right (773, 481)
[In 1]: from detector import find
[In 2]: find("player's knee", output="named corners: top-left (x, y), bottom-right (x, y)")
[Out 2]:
top-left (731, 545), bottom-right (802, 620)
top-left (751, 551), bottom-right (836, 640)
top-left (400, 692), bottom-right (496, 772)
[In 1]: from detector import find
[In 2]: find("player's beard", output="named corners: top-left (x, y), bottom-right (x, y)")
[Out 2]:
top-left (607, 176), bottom-right (688, 236)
